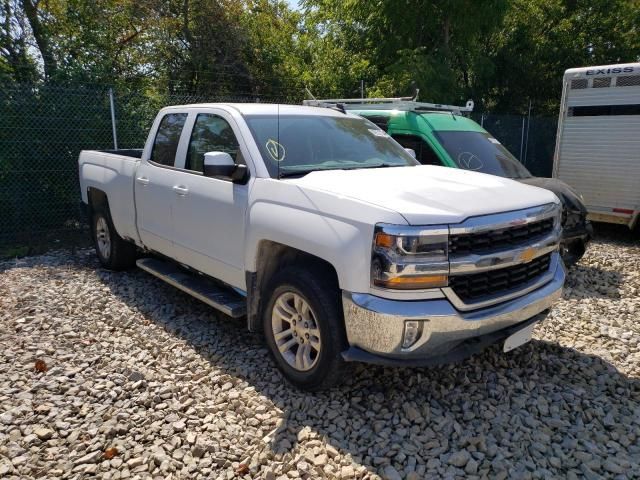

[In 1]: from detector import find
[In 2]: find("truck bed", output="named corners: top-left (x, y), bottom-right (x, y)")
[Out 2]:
top-left (96, 149), bottom-right (143, 158)
top-left (78, 149), bottom-right (141, 244)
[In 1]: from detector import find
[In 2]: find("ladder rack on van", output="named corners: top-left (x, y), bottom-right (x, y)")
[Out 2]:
top-left (303, 97), bottom-right (475, 115)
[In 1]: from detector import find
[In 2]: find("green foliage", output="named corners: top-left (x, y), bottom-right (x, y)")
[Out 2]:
top-left (241, 1), bottom-right (304, 96)
top-left (487, 0), bottom-right (640, 114)
top-left (1, 0), bottom-right (639, 109)
top-left (302, 0), bottom-right (510, 103)
top-left (302, 0), bottom-right (639, 111)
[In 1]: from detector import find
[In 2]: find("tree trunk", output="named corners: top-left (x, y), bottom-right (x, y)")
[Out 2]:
top-left (21, 0), bottom-right (57, 79)
top-left (182, 0), bottom-right (197, 92)
top-left (442, 15), bottom-right (451, 54)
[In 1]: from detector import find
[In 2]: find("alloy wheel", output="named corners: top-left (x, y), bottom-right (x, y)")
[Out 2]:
top-left (271, 291), bottom-right (322, 371)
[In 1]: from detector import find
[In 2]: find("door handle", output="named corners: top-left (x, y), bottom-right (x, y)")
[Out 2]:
top-left (173, 185), bottom-right (189, 196)
top-left (136, 176), bottom-right (150, 185)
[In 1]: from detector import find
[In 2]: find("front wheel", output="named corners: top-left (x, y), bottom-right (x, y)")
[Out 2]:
top-left (92, 209), bottom-right (136, 270)
top-left (263, 266), bottom-right (348, 391)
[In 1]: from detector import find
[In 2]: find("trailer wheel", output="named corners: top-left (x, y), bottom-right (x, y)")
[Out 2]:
top-left (263, 265), bottom-right (348, 391)
top-left (92, 208), bottom-right (136, 271)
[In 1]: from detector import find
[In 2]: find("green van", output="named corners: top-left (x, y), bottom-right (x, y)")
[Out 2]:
top-left (348, 107), bottom-right (592, 266)
top-left (352, 109), bottom-right (530, 175)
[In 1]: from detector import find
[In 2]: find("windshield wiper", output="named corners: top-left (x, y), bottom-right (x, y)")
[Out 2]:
top-left (278, 169), bottom-right (319, 179)
top-left (278, 163), bottom-right (404, 179)
top-left (362, 163), bottom-right (402, 169)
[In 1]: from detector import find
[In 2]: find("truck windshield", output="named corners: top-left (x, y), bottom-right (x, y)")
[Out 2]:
top-left (434, 130), bottom-right (532, 179)
top-left (244, 114), bottom-right (418, 178)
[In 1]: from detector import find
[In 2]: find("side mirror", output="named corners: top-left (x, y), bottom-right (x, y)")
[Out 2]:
top-left (405, 148), bottom-right (416, 159)
top-left (203, 152), bottom-right (247, 182)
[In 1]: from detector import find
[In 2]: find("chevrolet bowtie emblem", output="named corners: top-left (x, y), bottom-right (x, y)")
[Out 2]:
top-left (520, 247), bottom-right (536, 263)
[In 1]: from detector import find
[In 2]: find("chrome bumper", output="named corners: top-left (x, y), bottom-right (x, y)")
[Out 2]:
top-left (341, 255), bottom-right (565, 362)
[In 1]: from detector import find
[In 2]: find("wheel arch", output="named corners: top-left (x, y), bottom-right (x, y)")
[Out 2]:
top-left (86, 188), bottom-right (129, 241)
top-left (87, 187), bottom-right (109, 213)
top-left (246, 240), bottom-right (341, 332)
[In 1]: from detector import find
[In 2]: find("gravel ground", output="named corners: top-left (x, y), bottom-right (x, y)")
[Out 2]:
top-left (1, 226), bottom-right (639, 480)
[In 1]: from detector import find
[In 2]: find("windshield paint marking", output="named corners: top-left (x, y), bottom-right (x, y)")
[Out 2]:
top-left (457, 151), bottom-right (484, 171)
top-left (266, 139), bottom-right (286, 162)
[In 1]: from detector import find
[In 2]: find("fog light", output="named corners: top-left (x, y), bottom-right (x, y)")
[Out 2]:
top-left (402, 321), bottom-right (422, 349)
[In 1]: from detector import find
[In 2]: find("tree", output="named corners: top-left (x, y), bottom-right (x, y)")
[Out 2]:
top-left (1, 0), bottom-right (638, 112)
top-left (240, 0), bottom-right (304, 99)
top-left (0, 0), bottom-right (39, 83)
top-left (487, 0), bottom-right (640, 114)
top-left (302, 0), bottom-right (509, 104)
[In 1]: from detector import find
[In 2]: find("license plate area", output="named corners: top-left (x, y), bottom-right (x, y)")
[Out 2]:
top-left (503, 322), bottom-right (536, 352)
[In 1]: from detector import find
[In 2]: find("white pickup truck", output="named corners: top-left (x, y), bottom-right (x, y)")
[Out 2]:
top-left (79, 103), bottom-right (565, 390)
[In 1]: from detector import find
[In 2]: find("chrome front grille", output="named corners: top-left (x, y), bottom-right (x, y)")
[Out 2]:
top-left (449, 253), bottom-right (552, 303)
top-left (449, 217), bottom-right (555, 255)
top-left (443, 203), bottom-right (562, 310)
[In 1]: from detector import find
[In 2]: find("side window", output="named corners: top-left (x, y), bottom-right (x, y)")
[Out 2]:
top-left (186, 114), bottom-right (241, 173)
top-left (392, 134), bottom-right (442, 166)
top-left (151, 113), bottom-right (188, 166)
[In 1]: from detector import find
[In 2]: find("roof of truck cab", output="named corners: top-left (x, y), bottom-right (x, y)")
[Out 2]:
top-left (163, 103), bottom-right (359, 118)
top-left (351, 109), bottom-right (485, 133)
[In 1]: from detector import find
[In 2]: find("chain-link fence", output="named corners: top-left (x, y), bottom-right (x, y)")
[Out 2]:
top-left (0, 83), bottom-right (558, 258)
top-left (0, 83), bottom-right (295, 257)
top-left (473, 113), bottom-right (558, 177)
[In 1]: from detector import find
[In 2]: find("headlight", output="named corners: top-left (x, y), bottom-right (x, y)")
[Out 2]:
top-left (371, 224), bottom-right (449, 290)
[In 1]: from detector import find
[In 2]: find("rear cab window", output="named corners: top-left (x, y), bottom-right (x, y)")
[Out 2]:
top-left (151, 113), bottom-right (188, 166)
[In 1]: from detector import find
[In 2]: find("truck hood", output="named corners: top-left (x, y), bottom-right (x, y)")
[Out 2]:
top-left (287, 165), bottom-right (559, 225)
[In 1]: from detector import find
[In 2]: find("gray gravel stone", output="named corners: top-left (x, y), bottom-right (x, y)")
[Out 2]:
top-left (382, 465), bottom-right (402, 480)
top-left (449, 450), bottom-right (470, 467)
top-left (465, 458), bottom-right (479, 474)
top-left (33, 427), bottom-right (54, 440)
top-left (74, 450), bottom-right (101, 466)
top-left (603, 459), bottom-right (624, 474)
top-left (1, 234), bottom-right (639, 480)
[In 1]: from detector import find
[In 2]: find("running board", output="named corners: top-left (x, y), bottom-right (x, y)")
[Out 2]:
top-left (136, 258), bottom-right (246, 318)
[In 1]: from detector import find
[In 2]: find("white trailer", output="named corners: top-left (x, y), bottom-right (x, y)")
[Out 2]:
top-left (553, 62), bottom-right (640, 229)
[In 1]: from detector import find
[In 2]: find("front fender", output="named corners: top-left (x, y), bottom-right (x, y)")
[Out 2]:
top-left (244, 179), bottom-right (407, 294)
top-left (245, 201), bottom-right (370, 293)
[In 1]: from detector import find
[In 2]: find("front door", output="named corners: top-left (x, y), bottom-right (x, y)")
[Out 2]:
top-left (135, 112), bottom-right (188, 257)
top-left (170, 111), bottom-right (250, 290)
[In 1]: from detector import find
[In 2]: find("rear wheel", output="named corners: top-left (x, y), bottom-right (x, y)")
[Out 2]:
top-left (263, 266), bottom-right (348, 391)
top-left (92, 208), bottom-right (136, 270)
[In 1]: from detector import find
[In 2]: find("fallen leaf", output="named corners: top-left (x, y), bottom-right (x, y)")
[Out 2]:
top-left (235, 463), bottom-right (249, 475)
top-left (34, 359), bottom-right (48, 373)
top-left (103, 447), bottom-right (118, 459)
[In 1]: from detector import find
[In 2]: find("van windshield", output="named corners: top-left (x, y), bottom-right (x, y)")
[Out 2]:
top-left (244, 114), bottom-right (418, 178)
top-left (434, 130), bottom-right (532, 179)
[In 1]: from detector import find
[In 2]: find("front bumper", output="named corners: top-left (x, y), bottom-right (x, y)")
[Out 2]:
top-left (341, 256), bottom-right (565, 366)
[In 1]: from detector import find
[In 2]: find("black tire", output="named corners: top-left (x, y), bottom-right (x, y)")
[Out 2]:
top-left (262, 265), bottom-right (348, 391)
top-left (91, 207), bottom-right (137, 271)
top-left (561, 239), bottom-right (587, 267)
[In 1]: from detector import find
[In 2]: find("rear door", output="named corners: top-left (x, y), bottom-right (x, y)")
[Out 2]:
top-left (135, 112), bottom-right (188, 257)
top-left (169, 110), bottom-right (251, 289)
